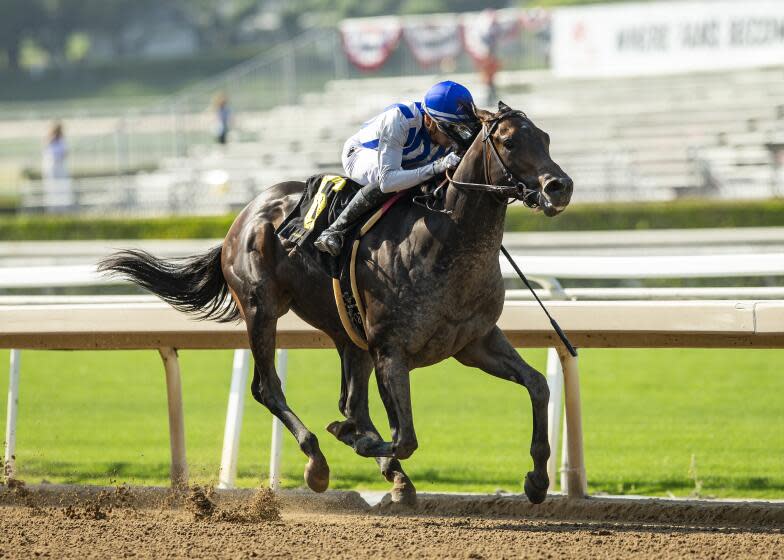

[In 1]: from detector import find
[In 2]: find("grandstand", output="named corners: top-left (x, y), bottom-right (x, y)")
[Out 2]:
top-left (11, 18), bottom-right (784, 214)
top-left (151, 65), bottom-right (784, 209)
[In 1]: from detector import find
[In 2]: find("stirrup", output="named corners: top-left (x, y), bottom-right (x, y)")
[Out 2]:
top-left (314, 230), bottom-right (344, 257)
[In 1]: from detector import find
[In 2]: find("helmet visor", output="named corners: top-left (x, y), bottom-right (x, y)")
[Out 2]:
top-left (434, 119), bottom-right (480, 148)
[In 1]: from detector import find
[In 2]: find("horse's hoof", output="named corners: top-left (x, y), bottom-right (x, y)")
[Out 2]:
top-left (326, 419), bottom-right (356, 440)
top-left (353, 436), bottom-right (395, 458)
top-left (326, 420), bottom-right (341, 436)
top-left (304, 457), bottom-right (330, 493)
top-left (524, 471), bottom-right (548, 504)
top-left (390, 475), bottom-right (417, 507)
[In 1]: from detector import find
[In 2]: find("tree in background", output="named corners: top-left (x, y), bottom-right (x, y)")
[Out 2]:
top-left (181, 0), bottom-right (267, 48)
top-left (0, 0), bottom-right (158, 69)
top-left (33, 0), bottom-right (92, 68)
top-left (279, 0), bottom-right (511, 31)
top-left (400, 0), bottom-right (509, 16)
top-left (78, 0), bottom-right (159, 57)
top-left (0, 0), bottom-right (44, 70)
top-left (0, 0), bottom-right (524, 69)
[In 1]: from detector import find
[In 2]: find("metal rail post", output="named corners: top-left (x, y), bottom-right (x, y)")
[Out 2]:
top-left (4, 350), bottom-right (21, 480)
top-left (542, 275), bottom-right (568, 492)
top-left (560, 412), bottom-right (569, 493)
top-left (268, 349), bottom-right (287, 491)
top-left (545, 347), bottom-right (563, 492)
top-left (158, 347), bottom-right (188, 489)
top-left (558, 346), bottom-right (587, 498)
top-left (217, 349), bottom-right (250, 489)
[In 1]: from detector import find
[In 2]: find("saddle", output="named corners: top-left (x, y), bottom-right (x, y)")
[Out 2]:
top-left (276, 174), bottom-right (409, 349)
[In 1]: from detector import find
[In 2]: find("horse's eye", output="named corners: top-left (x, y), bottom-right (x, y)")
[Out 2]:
top-left (503, 139), bottom-right (514, 150)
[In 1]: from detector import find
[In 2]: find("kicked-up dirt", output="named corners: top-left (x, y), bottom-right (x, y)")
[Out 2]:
top-left (0, 484), bottom-right (782, 559)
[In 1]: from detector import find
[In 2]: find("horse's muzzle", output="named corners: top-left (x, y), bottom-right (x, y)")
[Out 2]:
top-left (540, 175), bottom-right (573, 216)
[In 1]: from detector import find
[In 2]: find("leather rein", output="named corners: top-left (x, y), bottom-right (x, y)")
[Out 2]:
top-left (444, 110), bottom-right (543, 209)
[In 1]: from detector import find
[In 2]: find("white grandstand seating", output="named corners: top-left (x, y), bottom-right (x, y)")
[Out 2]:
top-left (150, 65), bottom-right (784, 207)
top-left (21, 65), bottom-right (782, 213)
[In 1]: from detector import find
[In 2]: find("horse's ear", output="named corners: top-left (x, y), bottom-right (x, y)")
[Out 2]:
top-left (474, 105), bottom-right (494, 122)
top-left (497, 100), bottom-right (512, 113)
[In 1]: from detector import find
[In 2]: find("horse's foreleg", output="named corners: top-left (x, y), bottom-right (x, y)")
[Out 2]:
top-left (247, 314), bottom-right (330, 493)
top-left (326, 343), bottom-right (416, 504)
top-left (455, 326), bottom-right (550, 504)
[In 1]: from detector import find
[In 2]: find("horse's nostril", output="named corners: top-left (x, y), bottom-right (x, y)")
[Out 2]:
top-left (545, 180), bottom-right (563, 194)
top-left (546, 177), bottom-right (573, 194)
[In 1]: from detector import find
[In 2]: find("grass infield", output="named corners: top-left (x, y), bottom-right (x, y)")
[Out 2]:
top-left (1, 347), bottom-right (782, 499)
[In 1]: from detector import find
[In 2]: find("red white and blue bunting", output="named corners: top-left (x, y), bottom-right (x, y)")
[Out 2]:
top-left (402, 17), bottom-right (462, 67)
top-left (339, 18), bottom-right (402, 71)
top-left (340, 9), bottom-right (550, 71)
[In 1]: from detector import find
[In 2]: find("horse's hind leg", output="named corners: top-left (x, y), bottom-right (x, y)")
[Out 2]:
top-left (455, 326), bottom-right (550, 504)
top-left (358, 351), bottom-right (418, 461)
top-left (326, 343), bottom-right (416, 504)
top-left (247, 314), bottom-right (330, 492)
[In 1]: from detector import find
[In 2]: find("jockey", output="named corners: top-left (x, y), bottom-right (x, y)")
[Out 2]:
top-left (314, 80), bottom-right (480, 256)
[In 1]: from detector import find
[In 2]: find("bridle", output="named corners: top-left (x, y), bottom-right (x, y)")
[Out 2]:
top-left (445, 110), bottom-right (544, 209)
top-left (449, 110), bottom-right (578, 357)
top-left (416, 109), bottom-right (579, 357)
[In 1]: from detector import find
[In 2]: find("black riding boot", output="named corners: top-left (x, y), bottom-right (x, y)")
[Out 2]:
top-left (314, 183), bottom-right (387, 256)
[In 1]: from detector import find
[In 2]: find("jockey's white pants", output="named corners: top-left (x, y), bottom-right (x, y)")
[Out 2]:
top-left (341, 140), bottom-right (379, 189)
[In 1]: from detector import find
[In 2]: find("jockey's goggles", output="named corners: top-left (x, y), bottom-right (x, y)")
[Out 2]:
top-left (433, 118), bottom-right (480, 149)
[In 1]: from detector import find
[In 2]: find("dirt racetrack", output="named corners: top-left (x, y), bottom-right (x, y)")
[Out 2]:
top-left (1, 483), bottom-right (782, 559)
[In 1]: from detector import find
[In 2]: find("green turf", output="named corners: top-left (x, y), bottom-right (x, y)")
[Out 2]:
top-left (0, 348), bottom-right (782, 499)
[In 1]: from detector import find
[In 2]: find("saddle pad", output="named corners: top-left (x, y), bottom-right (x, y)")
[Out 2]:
top-left (276, 173), bottom-right (365, 278)
top-left (276, 173), bottom-right (408, 348)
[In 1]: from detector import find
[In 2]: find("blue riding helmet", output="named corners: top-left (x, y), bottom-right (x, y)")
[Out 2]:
top-left (424, 81), bottom-right (474, 122)
top-left (423, 81), bottom-right (480, 148)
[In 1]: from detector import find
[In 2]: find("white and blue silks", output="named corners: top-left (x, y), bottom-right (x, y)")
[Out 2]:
top-left (342, 101), bottom-right (450, 193)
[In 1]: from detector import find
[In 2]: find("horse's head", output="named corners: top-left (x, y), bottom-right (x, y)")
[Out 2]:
top-left (473, 101), bottom-right (573, 217)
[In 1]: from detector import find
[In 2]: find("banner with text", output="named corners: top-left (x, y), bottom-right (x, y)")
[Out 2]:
top-left (552, 0), bottom-right (784, 77)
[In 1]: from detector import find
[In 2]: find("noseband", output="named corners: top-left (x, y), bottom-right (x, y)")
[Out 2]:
top-left (446, 110), bottom-right (543, 209)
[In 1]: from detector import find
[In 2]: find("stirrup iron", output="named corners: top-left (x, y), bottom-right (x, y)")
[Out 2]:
top-left (314, 230), bottom-right (344, 257)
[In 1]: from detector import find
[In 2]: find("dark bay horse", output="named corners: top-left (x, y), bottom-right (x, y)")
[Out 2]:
top-left (99, 102), bottom-right (573, 505)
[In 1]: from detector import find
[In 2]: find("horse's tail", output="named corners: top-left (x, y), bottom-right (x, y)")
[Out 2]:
top-left (98, 245), bottom-right (240, 322)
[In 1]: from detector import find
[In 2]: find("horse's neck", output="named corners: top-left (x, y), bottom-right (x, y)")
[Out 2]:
top-left (442, 149), bottom-right (507, 255)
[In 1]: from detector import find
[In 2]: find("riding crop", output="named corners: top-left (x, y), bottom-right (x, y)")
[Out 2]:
top-left (500, 244), bottom-right (578, 357)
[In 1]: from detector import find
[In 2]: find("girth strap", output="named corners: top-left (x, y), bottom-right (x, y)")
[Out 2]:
top-left (332, 192), bottom-right (405, 350)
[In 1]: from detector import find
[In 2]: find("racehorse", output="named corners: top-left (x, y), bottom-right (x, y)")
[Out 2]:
top-left (99, 101), bottom-right (573, 505)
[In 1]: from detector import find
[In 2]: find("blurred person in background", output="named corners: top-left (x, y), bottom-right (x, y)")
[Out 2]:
top-left (214, 92), bottom-right (232, 145)
top-left (479, 52), bottom-right (501, 108)
top-left (42, 121), bottom-right (73, 212)
top-left (476, 10), bottom-right (502, 106)
top-left (314, 80), bottom-right (480, 256)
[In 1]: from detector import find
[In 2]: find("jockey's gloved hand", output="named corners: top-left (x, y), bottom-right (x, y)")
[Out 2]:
top-left (432, 152), bottom-right (462, 175)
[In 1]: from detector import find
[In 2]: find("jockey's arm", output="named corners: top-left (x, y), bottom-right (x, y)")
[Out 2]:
top-left (376, 113), bottom-right (440, 193)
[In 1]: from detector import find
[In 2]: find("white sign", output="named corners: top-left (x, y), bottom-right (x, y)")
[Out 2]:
top-left (552, 0), bottom-right (784, 77)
